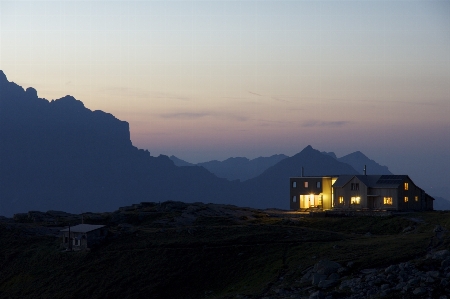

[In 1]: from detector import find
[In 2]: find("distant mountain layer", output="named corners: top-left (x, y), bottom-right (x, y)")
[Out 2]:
top-left (338, 151), bottom-right (392, 175)
top-left (170, 154), bottom-right (288, 181)
top-left (433, 197), bottom-right (450, 211)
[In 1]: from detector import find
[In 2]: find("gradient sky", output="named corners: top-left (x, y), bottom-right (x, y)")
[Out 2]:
top-left (1, 1), bottom-right (449, 199)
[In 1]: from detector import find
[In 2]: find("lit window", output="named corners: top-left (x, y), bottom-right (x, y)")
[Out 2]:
top-left (292, 196), bottom-right (297, 203)
top-left (316, 181), bottom-right (321, 188)
top-left (304, 182), bottom-right (308, 188)
top-left (292, 181), bottom-right (297, 188)
top-left (351, 197), bottom-right (361, 204)
top-left (415, 196), bottom-right (418, 202)
top-left (404, 183), bottom-right (408, 191)
top-left (339, 196), bottom-right (344, 204)
top-left (384, 197), bottom-right (392, 205)
top-left (404, 196), bottom-right (409, 203)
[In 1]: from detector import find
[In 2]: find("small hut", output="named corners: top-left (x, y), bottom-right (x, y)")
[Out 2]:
top-left (61, 224), bottom-right (107, 251)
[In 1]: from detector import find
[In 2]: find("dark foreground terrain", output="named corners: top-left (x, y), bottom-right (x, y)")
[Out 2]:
top-left (1, 202), bottom-right (449, 299)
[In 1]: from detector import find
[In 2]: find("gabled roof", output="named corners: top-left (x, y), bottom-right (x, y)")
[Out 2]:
top-left (374, 175), bottom-right (409, 188)
top-left (61, 224), bottom-right (105, 233)
top-left (332, 175), bottom-right (382, 188)
top-left (333, 175), bottom-right (412, 189)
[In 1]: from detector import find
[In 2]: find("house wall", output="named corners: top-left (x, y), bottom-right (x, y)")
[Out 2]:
top-left (334, 177), bottom-right (368, 209)
top-left (369, 188), bottom-right (398, 210)
top-left (61, 227), bottom-right (107, 250)
top-left (396, 177), bottom-right (424, 211)
top-left (61, 232), bottom-right (88, 250)
top-left (321, 177), bottom-right (333, 210)
top-left (290, 177), bottom-right (332, 210)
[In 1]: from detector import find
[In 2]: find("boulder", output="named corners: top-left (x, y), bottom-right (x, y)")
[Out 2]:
top-left (314, 260), bottom-right (342, 275)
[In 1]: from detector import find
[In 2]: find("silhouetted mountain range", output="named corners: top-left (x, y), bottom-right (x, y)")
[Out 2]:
top-left (170, 154), bottom-right (288, 181)
top-left (337, 151), bottom-right (392, 175)
top-left (0, 70), bottom-right (444, 215)
top-left (0, 71), bottom-right (239, 216)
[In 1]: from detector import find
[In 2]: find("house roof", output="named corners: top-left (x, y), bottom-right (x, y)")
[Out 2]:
top-left (333, 175), bottom-right (412, 189)
top-left (61, 224), bottom-right (105, 233)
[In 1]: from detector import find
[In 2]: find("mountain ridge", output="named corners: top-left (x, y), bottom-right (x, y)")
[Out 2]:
top-left (0, 70), bottom-right (445, 215)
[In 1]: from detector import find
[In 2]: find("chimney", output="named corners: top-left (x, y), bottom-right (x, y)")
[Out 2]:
top-left (364, 165), bottom-right (367, 175)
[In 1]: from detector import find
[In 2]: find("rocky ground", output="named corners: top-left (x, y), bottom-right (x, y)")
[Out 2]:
top-left (1, 201), bottom-right (449, 299)
top-left (257, 249), bottom-right (450, 299)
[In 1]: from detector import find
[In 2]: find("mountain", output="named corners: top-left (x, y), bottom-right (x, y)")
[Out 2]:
top-left (433, 196), bottom-right (450, 210)
top-left (196, 154), bottom-right (288, 182)
top-left (338, 151), bottom-right (392, 175)
top-left (1, 70), bottom-right (438, 215)
top-left (240, 145), bottom-right (360, 209)
top-left (169, 155), bottom-right (194, 167)
top-left (321, 151), bottom-right (338, 159)
top-left (0, 71), bottom-right (240, 216)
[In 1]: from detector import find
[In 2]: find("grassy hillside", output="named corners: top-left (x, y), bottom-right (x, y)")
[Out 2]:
top-left (1, 202), bottom-right (449, 299)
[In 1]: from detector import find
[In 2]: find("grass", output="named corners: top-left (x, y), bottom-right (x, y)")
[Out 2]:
top-left (0, 208), bottom-right (448, 299)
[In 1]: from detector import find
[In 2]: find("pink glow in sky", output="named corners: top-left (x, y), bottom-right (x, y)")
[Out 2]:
top-left (1, 1), bottom-right (449, 198)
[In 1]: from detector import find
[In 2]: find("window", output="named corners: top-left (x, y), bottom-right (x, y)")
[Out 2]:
top-left (351, 197), bottom-right (361, 204)
top-left (339, 196), bottom-right (344, 204)
top-left (415, 196), bottom-right (418, 202)
top-left (292, 181), bottom-right (297, 188)
top-left (384, 197), bottom-right (392, 205)
top-left (292, 196), bottom-right (297, 203)
top-left (304, 182), bottom-right (308, 188)
top-left (73, 238), bottom-right (80, 246)
top-left (316, 181), bottom-right (321, 188)
top-left (351, 183), bottom-right (359, 190)
top-left (404, 196), bottom-right (409, 203)
top-left (384, 197), bottom-right (393, 205)
top-left (404, 182), bottom-right (409, 190)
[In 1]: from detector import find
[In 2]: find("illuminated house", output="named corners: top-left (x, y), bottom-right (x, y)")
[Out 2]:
top-left (61, 224), bottom-right (107, 251)
top-left (290, 175), bottom-right (434, 211)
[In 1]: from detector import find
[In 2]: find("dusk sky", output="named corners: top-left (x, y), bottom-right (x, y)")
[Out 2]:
top-left (1, 1), bottom-right (449, 199)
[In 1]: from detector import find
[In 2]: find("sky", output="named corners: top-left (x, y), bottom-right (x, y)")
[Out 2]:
top-left (0, 0), bottom-right (449, 199)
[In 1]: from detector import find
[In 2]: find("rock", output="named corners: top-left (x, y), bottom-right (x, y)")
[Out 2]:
top-left (428, 249), bottom-right (450, 260)
top-left (427, 270), bottom-right (440, 278)
top-left (318, 279), bottom-right (338, 289)
top-left (407, 277), bottom-right (420, 286)
top-left (380, 283), bottom-right (390, 291)
top-left (434, 225), bottom-right (443, 233)
top-left (366, 288), bottom-right (378, 296)
top-left (360, 268), bottom-right (377, 274)
top-left (300, 270), bottom-right (313, 283)
top-left (441, 257), bottom-right (450, 268)
top-left (385, 264), bottom-right (398, 273)
top-left (412, 287), bottom-right (427, 295)
top-left (337, 267), bottom-right (348, 274)
top-left (309, 290), bottom-right (325, 299)
top-left (314, 260), bottom-right (342, 275)
top-left (312, 273), bottom-right (327, 286)
top-left (328, 273), bottom-right (340, 281)
top-left (402, 226), bottom-right (414, 233)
